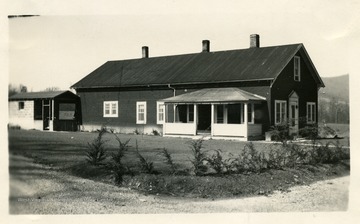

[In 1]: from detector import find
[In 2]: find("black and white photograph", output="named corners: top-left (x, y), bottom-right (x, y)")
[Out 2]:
top-left (2, 0), bottom-right (359, 223)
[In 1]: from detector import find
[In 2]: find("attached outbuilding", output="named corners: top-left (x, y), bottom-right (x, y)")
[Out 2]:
top-left (8, 91), bottom-right (81, 131)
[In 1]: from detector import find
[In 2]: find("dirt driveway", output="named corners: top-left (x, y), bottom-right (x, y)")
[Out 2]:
top-left (9, 154), bottom-right (349, 214)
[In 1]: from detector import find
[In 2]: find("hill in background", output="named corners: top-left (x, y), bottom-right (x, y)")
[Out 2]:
top-left (318, 74), bottom-right (349, 124)
top-left (319, 74), bottom-right (349, 103)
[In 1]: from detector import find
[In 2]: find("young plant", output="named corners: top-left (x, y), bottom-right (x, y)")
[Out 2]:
top-left (85, 127), bottom-right (108, 166)
top-left (135, 140), bottom-right (155, 174)
top-left (188, 138), bottom-right (208, 176)
top-left (158, 148), bottom-right (177, 174)
top-left (107, 136), bottom-right (131, 185)
top-left (152, 129), bottom-right (161, 136)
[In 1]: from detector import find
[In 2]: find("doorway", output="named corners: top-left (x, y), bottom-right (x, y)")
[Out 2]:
top-left (42, 100), bottom-right (51, 130)
top-left (197, 104), bottom-right (211, 133)
top-left (289, 92), bottom-right (299, 135)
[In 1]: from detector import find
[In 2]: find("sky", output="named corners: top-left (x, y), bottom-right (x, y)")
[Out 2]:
top-left (6, 0), bottom-right (360, 92)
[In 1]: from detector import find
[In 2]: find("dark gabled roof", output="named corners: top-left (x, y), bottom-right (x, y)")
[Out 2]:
top-left (9, 91), bottom-right (78, 101)
top-left (72, 43), bottom-right (324, 89)
top-left (162, 88), bottom-right (266, 104)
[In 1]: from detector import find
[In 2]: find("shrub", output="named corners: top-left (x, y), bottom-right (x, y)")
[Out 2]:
top-left (158, 148), bottom-right (177, 174)
top-left (134, 129), bottom-right (140, 135)
top-left (206, 149), bottom-right (234, 174)
top-left (85, 127), bottom-right (108, 166)
top-left (299, 124), bottom-right (318, 141)
top-left (188, 138), bottom-right (208, 176)
top-left (152, 129), bottom-right (161, 136)
top-left (232, 142), bottom-right (267, 173)
top-left (135, 140), bottom-right (155, 174)
top-left (107, 136), bottom-right (131, 185)
top-left (269, 122), bottom-right (291, 144)
top-left (284, 143), bottom-right (309, 167)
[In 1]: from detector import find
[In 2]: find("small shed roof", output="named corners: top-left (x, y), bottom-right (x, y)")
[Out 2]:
top-left (162, 88), bottom-right (266, 104)
top-left (9, 91), bottom-right (78, 101)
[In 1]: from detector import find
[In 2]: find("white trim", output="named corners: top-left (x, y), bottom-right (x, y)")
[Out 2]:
top-left (136, 101), bottom-right (147, 124)
top-left (156, 101), bottom-right (165, 124)
top-left (103, 101), bottom-right (118, 117)
top-left (275, 100), bottom-right (287, 125)
top-left (294, 56), bottom-right (301, 82)
top-left (306, 102), bottom-right (316, 124)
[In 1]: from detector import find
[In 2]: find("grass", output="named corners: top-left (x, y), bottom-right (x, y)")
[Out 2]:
top-left (8, 129), bottom-right (350, 199)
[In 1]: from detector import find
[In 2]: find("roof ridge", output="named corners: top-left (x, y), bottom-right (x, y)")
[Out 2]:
top-left (106, 43), bottom-right (303, 63)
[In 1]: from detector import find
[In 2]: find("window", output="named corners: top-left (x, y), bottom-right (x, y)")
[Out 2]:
top-left (275, 100), bottom-right (287, 125)
top-left (136, 101), bottom-right (147, 124)
top-left (294, 56), bottom-right (301, 81)
top-left (157, 102), bottom-right (165, 124)
top-left (34, 100), bottom-right (42, 120)
top-left (18, 101), bottom-right (24, 110)
top-left (228, 104), bottom-right (241, 124)
top-left (307, 102), bottom-right (316, 124)
top-left (247, 103), bottom-right (254, 124)
top-left (216, 105), bottom-right (224, 123)
top-left (103, 101), bottom-right (118, 117)
top-left (187, 104), bottom-right (194, 122)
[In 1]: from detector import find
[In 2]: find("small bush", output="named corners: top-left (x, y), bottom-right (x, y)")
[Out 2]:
top-left (299, 124), bottom-right (318, 141)
top-left (188, 138), bottom-right (208, 176)
top-left (269, 122), bottom-right (291, 144)
top-left (285, 143), bottom-right (309, 167)
top-left (134, 129), bottom-right (140, 135)
top-left (152, 129), bottom-right (161, 136)
top-left (232, 142), bottom-right (267, 173)
top-left (85, 127), bottom-right (108, 166)
top-left (107, 136), bottom-right (131, 185)
top-left (206, 149), bottom-right (234, 174)
top-left (158, 148), bottom-right (177, 174)
top-left (135, 140), bottom-right (155, 174)
top-left (267, 146), bottom-right (287, 169)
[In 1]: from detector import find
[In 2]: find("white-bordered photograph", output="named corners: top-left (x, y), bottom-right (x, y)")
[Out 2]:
top-left (2, 0), bottom-right (359, 223)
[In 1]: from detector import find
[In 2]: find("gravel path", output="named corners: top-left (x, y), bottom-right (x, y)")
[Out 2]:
top-left (9, 154), bottom-right (349, 214)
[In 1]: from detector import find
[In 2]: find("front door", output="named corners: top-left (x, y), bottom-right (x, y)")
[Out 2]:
top-left (197, 104), bottom-right (211, 133)
top-left (289, 93), bottom-right (299, 135)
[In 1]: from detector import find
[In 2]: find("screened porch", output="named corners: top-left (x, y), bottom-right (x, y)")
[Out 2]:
top-left (161, 88), bottom-right (266, 140)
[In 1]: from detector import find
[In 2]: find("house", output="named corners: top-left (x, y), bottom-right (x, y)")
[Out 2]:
top-left (71, 34), bottom-right (324, 140)
top-left (8, 91), bottom-right (81, 131)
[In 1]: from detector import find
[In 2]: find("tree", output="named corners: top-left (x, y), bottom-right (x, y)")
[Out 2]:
top-left (43, 86), bottom-right (60, 92)
top-left (8, 84), bottom-right (27, 97)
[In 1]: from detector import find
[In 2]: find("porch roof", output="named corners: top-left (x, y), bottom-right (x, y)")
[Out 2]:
top-left (162, 87), bottom-right (266, 104)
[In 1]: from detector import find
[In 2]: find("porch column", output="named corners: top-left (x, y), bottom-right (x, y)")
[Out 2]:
top-left (211, 104), bottom-right (214, 136)
top-left (244, 102), bottom-right (248, 139)
top-left (193, 104), bottom-right (197, 135)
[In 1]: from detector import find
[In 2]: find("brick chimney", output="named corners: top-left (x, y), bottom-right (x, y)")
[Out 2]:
top-left (142, 46), bottom-right (149, 58)
top-left (250, 34), bottom-right (260, 48)
top-left (202, 40), bottom-right (210, 52)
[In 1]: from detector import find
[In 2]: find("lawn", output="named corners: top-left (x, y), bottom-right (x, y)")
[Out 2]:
top-left (8, 129), bottom-right (350, 199)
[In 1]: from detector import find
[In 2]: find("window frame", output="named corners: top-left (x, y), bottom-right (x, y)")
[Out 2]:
top-left (136, 101), bottom-right (147, 124)
top-left (156, 101), bottom-right (165, 124)
top-left (294, 56), bottom-right (301, 82)
top-left (103, 101), bottom-right (118, 118)
top-left (275, 100), bottom-right (287, 125)
top-left (306, 102), bottom-right (316, 124)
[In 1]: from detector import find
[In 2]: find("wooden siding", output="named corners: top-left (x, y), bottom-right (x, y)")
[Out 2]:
top-left (77, 89), bottom-right (176, 133)
top-left (77, 83), bottom-right (271, 133)
top-left (270, 53), bottom-right (318, 128)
